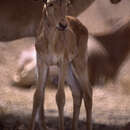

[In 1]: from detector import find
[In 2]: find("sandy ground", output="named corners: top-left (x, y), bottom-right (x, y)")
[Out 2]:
top-left (0, 37), bottom-right (130, 130)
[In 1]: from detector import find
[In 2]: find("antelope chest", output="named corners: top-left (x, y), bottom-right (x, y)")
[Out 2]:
top-left (47, 28), bottom-right (78, 65)
top-left (45, 52), bottom-right (64, 65)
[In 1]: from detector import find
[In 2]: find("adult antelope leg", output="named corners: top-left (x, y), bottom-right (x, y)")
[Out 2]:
top-left (56, 61), bottom-right (67, 130)
top-left (66, 63), bottom-right (82, 130)
top-left (31, 53), bottom-right (49, 130)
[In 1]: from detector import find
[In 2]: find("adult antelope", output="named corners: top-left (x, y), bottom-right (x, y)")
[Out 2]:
top-left (0, 0), bottom-right (95, 41)
top-left (31, 0), bottom-right (92, 130)
top-left (0, 0), bottom-right (122, 41)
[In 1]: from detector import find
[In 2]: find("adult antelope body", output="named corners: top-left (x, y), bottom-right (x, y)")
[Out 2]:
top-left (0, 0), bottom-right (94, 41)
top-left (0, 0), bottom-right (122, 41)
top-left (30, 0), bottom-right (93, 130)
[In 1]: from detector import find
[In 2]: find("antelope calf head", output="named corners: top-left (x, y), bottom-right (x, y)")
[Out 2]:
top-left (42, 0), bottom-right (70, 28)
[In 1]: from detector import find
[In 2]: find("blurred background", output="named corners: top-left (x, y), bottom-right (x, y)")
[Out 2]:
top-left (0, 0), bottom-right (130, 130)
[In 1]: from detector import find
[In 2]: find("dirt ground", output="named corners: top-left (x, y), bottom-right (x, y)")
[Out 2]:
top-left (0, 37), bottom-right (130, 130)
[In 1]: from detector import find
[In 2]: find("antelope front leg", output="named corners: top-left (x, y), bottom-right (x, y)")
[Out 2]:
top-left (31, 53), bottom-right (49, 130)
top-left (56, 61), bottom-right (67, 130)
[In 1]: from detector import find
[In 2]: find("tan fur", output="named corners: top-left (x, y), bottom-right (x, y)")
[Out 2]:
top-left (31, 1), bottom-right (92, 130)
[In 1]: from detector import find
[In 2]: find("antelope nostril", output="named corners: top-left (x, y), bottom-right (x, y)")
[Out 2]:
top-left (59, 22), bottom-right (67, 29)
top-left (110, 0), bottom-right (121, 4)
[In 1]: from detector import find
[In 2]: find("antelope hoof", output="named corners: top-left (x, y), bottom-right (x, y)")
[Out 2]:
top-left (31, 122), bottom-right (46, 130)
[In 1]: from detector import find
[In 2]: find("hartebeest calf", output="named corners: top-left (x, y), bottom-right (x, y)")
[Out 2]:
top-left (31, 0), bottom-right (92, 130)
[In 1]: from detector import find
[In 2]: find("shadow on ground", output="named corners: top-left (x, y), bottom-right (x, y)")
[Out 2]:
top-left (0, 113), bottom-right (130, 130)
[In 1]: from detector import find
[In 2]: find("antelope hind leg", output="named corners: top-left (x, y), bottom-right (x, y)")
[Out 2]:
top-left (79, 71), bottom-right (93, 130)
top-left (66, 63), bottom-right (82, 130)
top-left (56, 61), bottom-right (67, 130)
